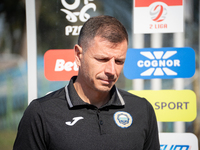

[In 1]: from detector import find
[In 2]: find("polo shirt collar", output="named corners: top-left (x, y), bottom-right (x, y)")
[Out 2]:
top-left (65, 76), bottom-right (125, 108)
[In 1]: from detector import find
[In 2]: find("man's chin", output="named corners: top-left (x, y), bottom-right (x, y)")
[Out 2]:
top-left (96, 84), bottom-right (114, 93)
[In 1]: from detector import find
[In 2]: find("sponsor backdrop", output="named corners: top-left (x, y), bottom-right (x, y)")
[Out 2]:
top-left (132, 0), bottom-right (197, 148)
top-left (41, 0), bottom-right (198, 149)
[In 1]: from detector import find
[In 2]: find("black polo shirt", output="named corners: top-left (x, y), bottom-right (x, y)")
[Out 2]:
top-left (14, 76), bottom-right (160, 150)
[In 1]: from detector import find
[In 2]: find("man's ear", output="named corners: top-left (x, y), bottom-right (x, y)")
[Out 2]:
top-left (74, 44), bottom-right (83, 67)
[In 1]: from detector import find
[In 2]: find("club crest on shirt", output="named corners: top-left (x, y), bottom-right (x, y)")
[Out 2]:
top-left (113, 111), bottom-right (133, 128)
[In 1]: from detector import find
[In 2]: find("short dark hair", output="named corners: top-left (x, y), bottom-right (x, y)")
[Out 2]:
top-left (78, 15), bottom-right (128, 50)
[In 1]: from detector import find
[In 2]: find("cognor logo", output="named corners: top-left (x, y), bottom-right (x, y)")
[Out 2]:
top-left (60, 0), bottom-right (96, 36)
top-left (150, 2), bottom-right (167, 22)
top-left (124, 47), bottom-right (195, 79)
top-left (138, 51), bottom-right (179, 76)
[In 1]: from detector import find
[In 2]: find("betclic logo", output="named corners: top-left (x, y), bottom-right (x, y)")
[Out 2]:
top-left (44, 49), bottom-right (78, 81)
top-left (124, 47), bottom-right (195, 79)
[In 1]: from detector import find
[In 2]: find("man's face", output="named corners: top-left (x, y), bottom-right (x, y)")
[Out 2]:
top-left (75, 36), bottom-right (128, 93)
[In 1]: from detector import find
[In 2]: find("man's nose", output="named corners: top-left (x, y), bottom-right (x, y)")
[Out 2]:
top-left (105, 58), bottom-right (116, 75)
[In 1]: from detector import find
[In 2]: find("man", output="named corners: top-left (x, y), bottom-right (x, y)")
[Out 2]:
top-left (14, 15), bottom-right (160, 150)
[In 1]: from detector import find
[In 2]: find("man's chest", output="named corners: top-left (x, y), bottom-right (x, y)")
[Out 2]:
top-left (44, 108), bottom-right (147, 150)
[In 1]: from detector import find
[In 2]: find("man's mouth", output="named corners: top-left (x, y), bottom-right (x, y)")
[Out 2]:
top-left (100, 78), bottom-right (115, 84)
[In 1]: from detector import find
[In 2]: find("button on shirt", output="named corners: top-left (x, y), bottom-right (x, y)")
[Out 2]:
top-left (13, 76), bottom-right (160, 150)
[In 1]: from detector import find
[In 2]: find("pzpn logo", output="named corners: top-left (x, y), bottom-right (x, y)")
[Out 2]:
top-left (137, 51), bottom-right (180, 76)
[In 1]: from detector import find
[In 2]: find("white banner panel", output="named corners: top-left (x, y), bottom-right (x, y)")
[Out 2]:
top-left (159, 133), bottom-right (198, 150)
top-left (134, 0), bottom-right (183, 34)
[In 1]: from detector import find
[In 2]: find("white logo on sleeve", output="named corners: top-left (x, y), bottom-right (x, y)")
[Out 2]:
top-left (65, 116), bottom-right (84, 126)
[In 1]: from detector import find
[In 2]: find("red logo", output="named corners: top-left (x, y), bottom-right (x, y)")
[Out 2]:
top-left (150, 3), bottom-right (167, 22)
top-left (44, 49), bottom-right (78, 81)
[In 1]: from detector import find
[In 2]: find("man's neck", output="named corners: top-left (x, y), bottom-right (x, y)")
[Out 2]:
top-left (73, 80), bottom-right (110, 108)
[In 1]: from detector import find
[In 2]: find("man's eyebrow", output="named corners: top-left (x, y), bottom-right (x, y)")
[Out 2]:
top-left (116, 58), bottom-right (126, 62)
top-left (94, 54), bottom-right (109, 58)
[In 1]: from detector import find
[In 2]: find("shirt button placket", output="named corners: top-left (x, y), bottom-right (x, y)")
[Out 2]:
top-left (99, 120), bottom-right (103, 125)
top-left (96, 109), bottom-right (105, 135)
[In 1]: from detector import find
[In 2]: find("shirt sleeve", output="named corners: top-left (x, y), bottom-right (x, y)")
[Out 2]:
top-left (13, 100), bottom-right (48, 150)
top-left (143, 100), bottom-right (160, 150)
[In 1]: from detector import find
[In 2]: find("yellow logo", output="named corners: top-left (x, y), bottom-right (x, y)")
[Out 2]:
top-left (128, 90), bottom-right (196, 122)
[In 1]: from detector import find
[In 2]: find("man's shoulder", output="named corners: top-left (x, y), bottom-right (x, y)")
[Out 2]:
top-left (36, 87), bottom-right (66, 103)
top-left (29, 87), bottom-right (66, 109)
top-left (25, 87), bottom-right (67, 115)
top-left (117, 88), bottom-right (151, 106)
top-left (118, 89), bottom-right (145, 100)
